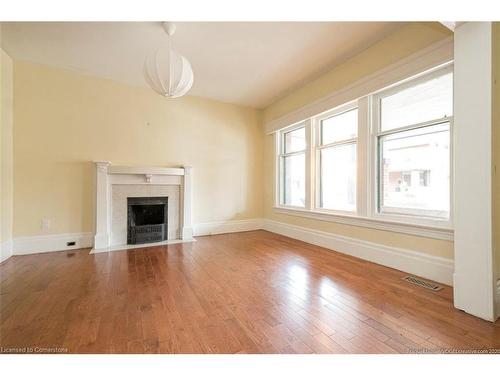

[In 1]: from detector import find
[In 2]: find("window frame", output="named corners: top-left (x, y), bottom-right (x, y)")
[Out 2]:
top-left (273, 62), bottom-right (454, 239)
top-left (370, 63), bottom-right (453, 229)
top-left (314, 101), bottom-right (359, 215)
top-left (276, 121), bottom-right (309, 209)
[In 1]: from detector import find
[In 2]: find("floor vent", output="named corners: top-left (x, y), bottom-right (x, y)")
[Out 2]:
top-left (402, 275), bottom-right (443, 291)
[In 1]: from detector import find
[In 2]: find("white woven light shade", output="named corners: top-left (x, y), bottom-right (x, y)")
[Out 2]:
top-left (143, 23), bottom-right (194, 98)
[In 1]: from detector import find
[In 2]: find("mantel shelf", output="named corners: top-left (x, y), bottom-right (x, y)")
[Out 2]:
top-left (108, 166), bottom-right (185, 176)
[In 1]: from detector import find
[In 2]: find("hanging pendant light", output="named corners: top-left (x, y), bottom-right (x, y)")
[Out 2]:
top-left (144, 22), bottom-right (194, 98)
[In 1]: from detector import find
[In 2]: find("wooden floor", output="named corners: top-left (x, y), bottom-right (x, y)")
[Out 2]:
top-left (1, 230), bottom-right (499, 354)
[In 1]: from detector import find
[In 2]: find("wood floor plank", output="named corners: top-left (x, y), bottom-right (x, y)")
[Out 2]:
top-left (1, 230), bottom-right (499, 353)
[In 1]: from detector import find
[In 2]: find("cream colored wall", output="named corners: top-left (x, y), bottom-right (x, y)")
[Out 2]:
top-left (262, 22), bottom-right (454, 259)
top-left (493, 22), bottom-right (500, 278)
top-left (1, 48), bottom-right (14, 246)
top-left (263, 23), bottom-right (452, 123)
top-left (10, 22), bottom-right (456, 261)
top-left (13, 61), bottom-right (263, 237)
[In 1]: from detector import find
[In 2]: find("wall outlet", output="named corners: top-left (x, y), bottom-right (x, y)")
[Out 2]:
top-left (41, 218), bottom-right (51, 231)
top-left (66, 241), bottom-right (76, 247)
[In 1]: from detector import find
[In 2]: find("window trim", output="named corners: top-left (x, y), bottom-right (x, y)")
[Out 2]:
top-left (273, 63), bottom-right (454, 240)
top-left (271, 205), bottom-right (453, 241)
top-left (370, 63), bottom-right (453, 228)
top-left (276, 121), bottom-right (309, 209)
top-left (314, 101), bottom-right (358, 213)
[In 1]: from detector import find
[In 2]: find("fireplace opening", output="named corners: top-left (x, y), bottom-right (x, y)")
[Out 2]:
top-left (127, 197), bottom-right (168, 245)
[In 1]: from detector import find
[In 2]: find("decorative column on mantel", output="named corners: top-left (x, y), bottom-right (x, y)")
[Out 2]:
top-left (181, 166), bottom-right (193, 239)
top-left (94, 161), bottom-right (112, 249)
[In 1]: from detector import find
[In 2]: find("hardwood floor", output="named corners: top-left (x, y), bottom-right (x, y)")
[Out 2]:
top-left (1, 230), bottom-right (499, 354)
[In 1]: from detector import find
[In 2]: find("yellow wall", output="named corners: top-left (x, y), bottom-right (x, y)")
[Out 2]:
top-left (10, 22), bottom-right (456, 261)
top-left (13, 61), bottom-right (263, 237)
top-left (262, 23), bottom-right (454, 259)
top-left (493, 22), bottom-right (500, 278)
top-left (263, 23), bottom-right (452, 123)
top-left (1, 48), bottom-right (14, 246)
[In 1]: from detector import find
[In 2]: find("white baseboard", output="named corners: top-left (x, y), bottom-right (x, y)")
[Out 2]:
top-left (193, 219), bottom-right (263, 236)
top-left (9, 219), bottom-right (262, 256)
top-left (262, 219), bottom-right (454, 286)
top-left (0, 239), bottom-right (13, 263)
top-left (13, 232), bottom-right (94, 255)
top-left (6, 219), bottom-right (455, 288)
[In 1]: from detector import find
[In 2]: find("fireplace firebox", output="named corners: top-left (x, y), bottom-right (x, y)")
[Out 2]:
top-left (127, 197), bottom-right (168, 244)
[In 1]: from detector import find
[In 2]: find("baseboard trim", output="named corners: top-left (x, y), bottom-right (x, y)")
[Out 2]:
top-left (9, 219), bottom-right (263, 256)
top-left (13, 232), bottom-right (94, 255)
top-left (262, 219), bottom-right (454, 286)
top-left (7, 219), bottom-right (455, 287)
top-left (193, 219), bottom-right (262, 236)
top-left (0, 239), bottom-right (13, 263)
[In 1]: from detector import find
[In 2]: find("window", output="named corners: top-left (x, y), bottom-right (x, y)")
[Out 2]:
top-left (317, 107), bottom-right (358, 211)
top-left (374, 66), bottom-right (452, 219)
top-left (279, 125), bottom-right (306, 207)
top-left (274, 62), bottom-right (453, 235)
top-left (379, 71), bottom-right (453, 131)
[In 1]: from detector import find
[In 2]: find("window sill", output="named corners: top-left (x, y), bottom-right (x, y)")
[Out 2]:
top-left (272, 206), bottom-right (453, 241)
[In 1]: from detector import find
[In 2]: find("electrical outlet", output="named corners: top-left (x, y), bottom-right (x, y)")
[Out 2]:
top-left (41, 218), bottom-right (51, 231)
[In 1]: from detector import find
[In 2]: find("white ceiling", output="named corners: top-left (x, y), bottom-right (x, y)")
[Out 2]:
top-left (1, 22), bottom-right (405, 108)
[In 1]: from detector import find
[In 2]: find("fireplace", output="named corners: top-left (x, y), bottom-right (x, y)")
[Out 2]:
top-left (93, 162), bottom-right (193, 251)
top-left (127, 197), bottom-right (168, 244)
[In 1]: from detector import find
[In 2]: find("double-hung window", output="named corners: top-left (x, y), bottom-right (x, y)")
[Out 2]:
top-left (373, 65), bottom-right (453, 220)
top-left (275, 62), bottom-right (453, 237)
top-left (279, 124), bottom-right (307, 207)
top-left (316, 104), bottom-right (358, 212)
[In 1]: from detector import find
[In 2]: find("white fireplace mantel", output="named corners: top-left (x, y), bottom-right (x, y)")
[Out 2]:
top-left (93, 161), bottom-right (193, 250)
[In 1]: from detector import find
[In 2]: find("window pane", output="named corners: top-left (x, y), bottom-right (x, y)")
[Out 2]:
top-left (283, 153), bottom-right (305, 207)
top-left (321, 108), bottom-right (358, 145)
top-left (380, 72), bottom-right (453, 131)
top-left (379, 122), bottom-right (450, 218)
top-left (320, 143), bottom-right (357, 211)
top-left (284, 127), bottom-right (306, 153)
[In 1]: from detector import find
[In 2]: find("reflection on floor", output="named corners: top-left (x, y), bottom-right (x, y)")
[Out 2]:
top-left (1, 230), bottom-right (499, 353)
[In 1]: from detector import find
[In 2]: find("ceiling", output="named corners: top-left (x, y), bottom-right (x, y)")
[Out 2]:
top-left (1, 22), bottom-right (406, 108)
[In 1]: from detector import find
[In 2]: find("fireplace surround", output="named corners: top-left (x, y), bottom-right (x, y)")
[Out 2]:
top-left (93, 162), bottom-right (193, 252)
